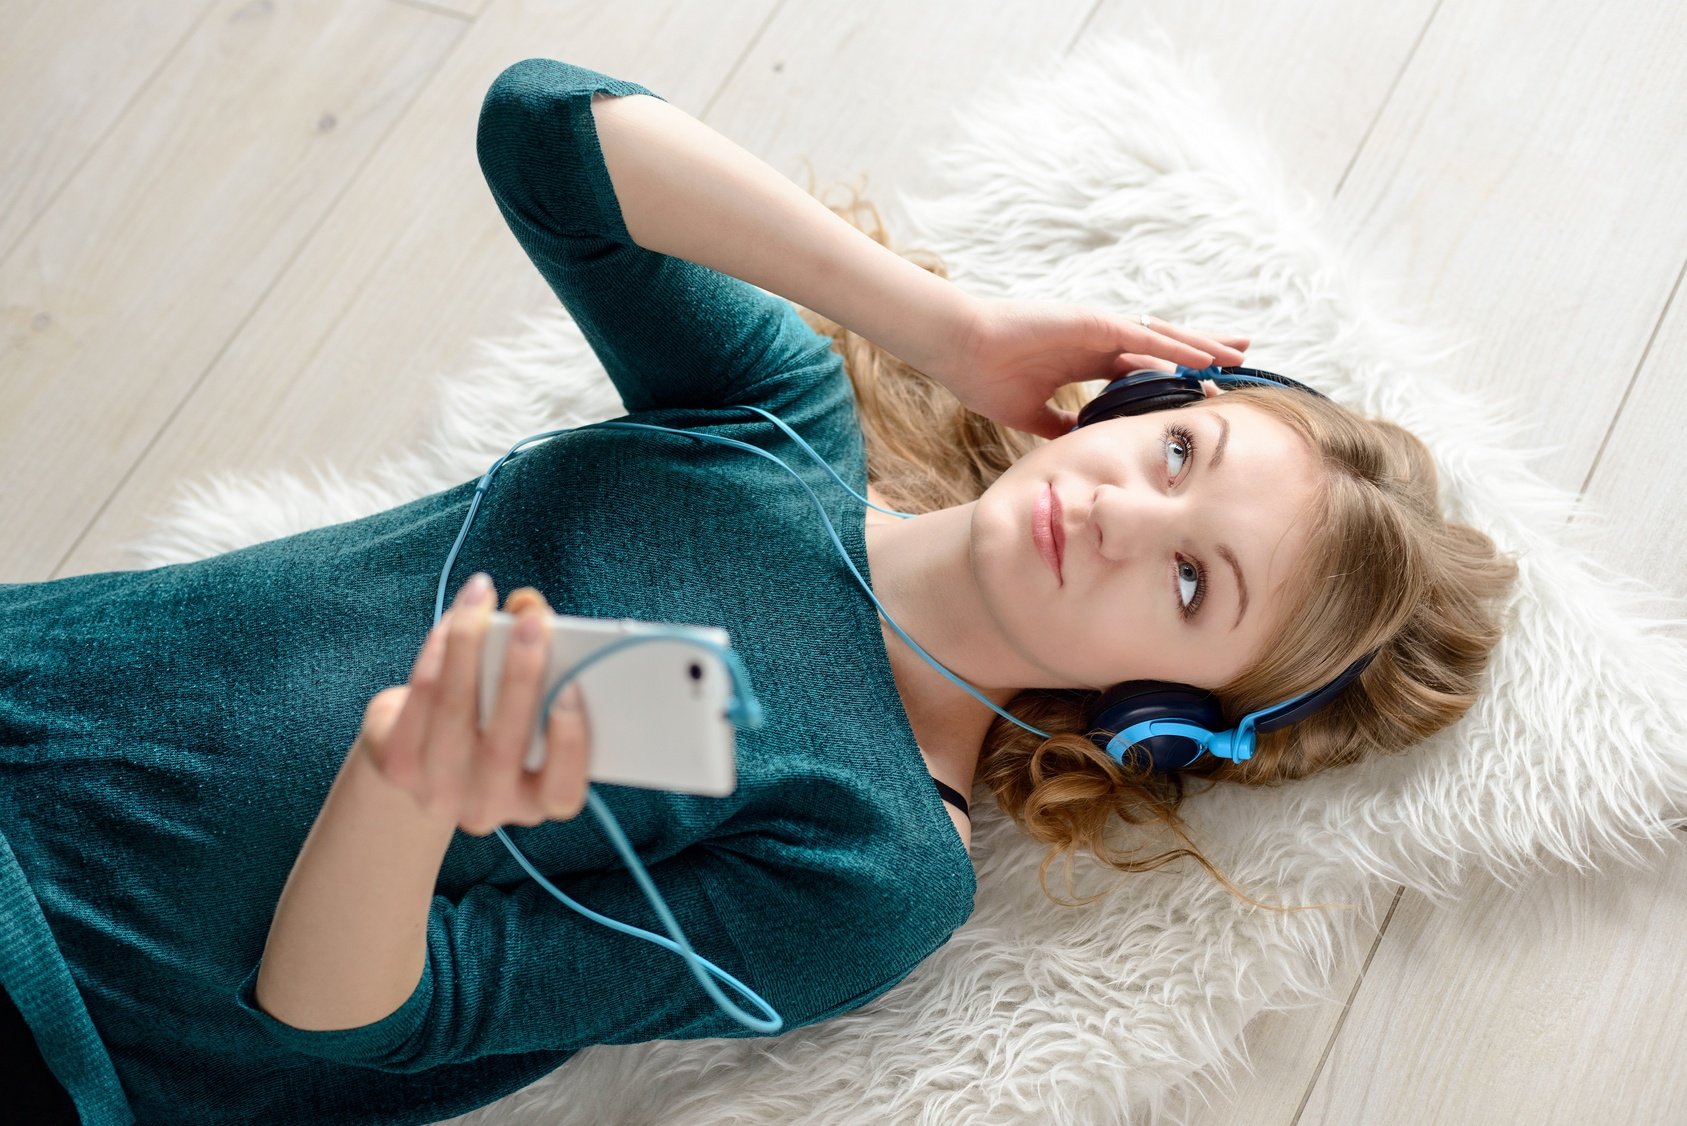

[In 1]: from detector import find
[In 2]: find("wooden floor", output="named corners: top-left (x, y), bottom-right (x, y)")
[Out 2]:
top-left (4, 1), bottom-right (1685, 1122)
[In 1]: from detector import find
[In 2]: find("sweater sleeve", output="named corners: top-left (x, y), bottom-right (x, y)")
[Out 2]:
top-left (231, 828), bottom-right (952, 1072)
top-left (475, 57), bottom-right (840, 416)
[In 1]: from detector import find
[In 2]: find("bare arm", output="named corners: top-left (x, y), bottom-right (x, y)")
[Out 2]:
top-left (589, 91), bottom-right (977, 378)
top-left (253, 743), bottom-right (455, 1030)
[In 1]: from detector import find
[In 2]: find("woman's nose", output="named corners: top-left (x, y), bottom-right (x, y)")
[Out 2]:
top-left (1092, 484), bottom-right (1177, 563)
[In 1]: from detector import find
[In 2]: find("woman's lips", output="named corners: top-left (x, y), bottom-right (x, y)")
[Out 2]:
top-left (1051, 487), bottom-right (1065, 575)
top-left (1034, 483), bottom-right (1064, 583)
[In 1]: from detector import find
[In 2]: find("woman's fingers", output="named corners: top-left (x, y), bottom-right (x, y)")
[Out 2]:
top-left (463, 603), bottom-right (551, 834)
top-left (1114, 353), bottom-right (1177, 375)
top-left (503, 585), bottom-right (591, 823)
top-left (1134, 322), bottom-right (1215, 367)
top-left (376, 619), bottom-right (449, 796)
top-left (1195, 331), bottom-right (1250, 353)
top-left (368, 577), bottom-right (586, 833)
top-left (1134, 317), bottom-right (1248, 367)
top-left (533, 679), bottom-right (591, 821)
top-left (1114, 330), bottom-right (1250, 378)
top-left (422, 575), bottom-right (495, 822)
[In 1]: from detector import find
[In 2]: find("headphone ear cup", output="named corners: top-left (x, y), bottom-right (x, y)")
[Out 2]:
top-left (1090, 680), bottom-right (1227, 772)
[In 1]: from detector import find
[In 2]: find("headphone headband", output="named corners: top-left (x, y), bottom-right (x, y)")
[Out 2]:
top-left (1252, 648), bottom-right (1376, 733)
top-left (1073, 364), bottom-right (1331, 432)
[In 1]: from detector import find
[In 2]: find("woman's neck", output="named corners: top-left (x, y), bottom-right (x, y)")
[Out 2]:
top-left (864, 509), bottom-right (1019, 793)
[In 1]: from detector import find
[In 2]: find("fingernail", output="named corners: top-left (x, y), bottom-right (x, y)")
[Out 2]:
top-left (463, 572), bottom-right (492, 605)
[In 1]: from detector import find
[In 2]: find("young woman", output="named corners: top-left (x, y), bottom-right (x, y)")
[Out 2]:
top-left (0, 58), bottom-right (1516, 1125)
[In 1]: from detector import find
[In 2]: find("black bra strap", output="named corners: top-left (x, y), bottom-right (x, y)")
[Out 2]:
top-left (931, 776), bottom-right (970, 818)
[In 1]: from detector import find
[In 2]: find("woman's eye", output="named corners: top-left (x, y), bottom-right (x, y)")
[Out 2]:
top-left (1164, 425), bottom-right (1195, 480)
top-left (1177, 559), bottom-right (1200, 610)
top-left (1167, 439), bottom-right (1188, 477)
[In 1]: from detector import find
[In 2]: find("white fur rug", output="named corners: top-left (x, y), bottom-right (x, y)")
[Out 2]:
top-left (123, 32), bottom-right (1687, 1126)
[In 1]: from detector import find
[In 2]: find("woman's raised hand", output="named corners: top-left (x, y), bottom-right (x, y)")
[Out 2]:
top-left (927, 296), bottom-right (1250, 441)
top-left (353, 574), bottom-right (592, 836)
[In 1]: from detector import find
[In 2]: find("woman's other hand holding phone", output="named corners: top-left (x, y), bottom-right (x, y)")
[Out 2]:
top-left (354, 574), bottom-right (591, 836)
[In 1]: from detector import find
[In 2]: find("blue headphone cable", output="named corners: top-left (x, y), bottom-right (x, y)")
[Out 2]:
top-left (428, 364), bottom-right (1289, 1034)
top-left (430, 393), bottom-right (957, 1035)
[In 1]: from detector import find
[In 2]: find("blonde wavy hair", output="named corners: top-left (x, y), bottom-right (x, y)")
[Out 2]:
top-left (792, 178), bottom-right (1521, 913)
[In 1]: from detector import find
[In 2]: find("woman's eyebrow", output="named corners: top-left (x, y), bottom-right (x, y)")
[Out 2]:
top-left (1217, 543), bottom-right (1248, 630)
top-left (1201, 411), bottom-right (1247, 630)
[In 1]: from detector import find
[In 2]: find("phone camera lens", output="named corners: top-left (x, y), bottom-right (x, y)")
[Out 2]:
top-left (688, 662), bottom-right (703, 681)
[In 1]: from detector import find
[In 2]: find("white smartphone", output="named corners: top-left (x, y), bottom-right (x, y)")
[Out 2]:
top-left (473, 610), bottom-right (738, 798)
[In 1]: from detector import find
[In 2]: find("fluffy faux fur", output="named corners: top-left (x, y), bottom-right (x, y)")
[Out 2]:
top-left (121, 31), bottom-right (1687, 1126)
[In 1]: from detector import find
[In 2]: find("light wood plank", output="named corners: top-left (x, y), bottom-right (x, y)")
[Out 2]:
top-left (1321, 0), bottom-right (1687, 496)
top-left (1089, 0), bottom-right (1436, 202)
top-left (0, 0), bottom-right (214, 255)
top-left (681, 0), bottom-right (1103, 241)
top-left (0, 0), bottom-right (465, 583)
top-left (1581, 264), bottom-right (1687, 591)
top-left (392, 0), bottom-right (489, 20)
top-left (47, 0), bottom-right (780, 581)
top-left (1301, 843), bottom-right (1687, 1124)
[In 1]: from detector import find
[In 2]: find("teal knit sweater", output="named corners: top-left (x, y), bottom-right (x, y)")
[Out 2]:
top-left (0, 58), bottom-right (976, 1125)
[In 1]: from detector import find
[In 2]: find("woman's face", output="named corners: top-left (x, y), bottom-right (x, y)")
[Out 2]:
top-left (969, 393), bottom-right (1324, 691)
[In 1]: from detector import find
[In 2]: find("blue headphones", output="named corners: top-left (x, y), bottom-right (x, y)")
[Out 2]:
top-left (1071, 364), bottom-right (1379, 773)
top-left (438, 360), bottom-right (1374, 1035)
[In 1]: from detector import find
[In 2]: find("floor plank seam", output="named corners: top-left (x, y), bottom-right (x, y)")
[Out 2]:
top-left (1288, 882), bottom-right (1406, 1125)
top-left (1331, 0), bottom-right (1446, 201)
top-left (1576, 250), bottom-right (1687, 498)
